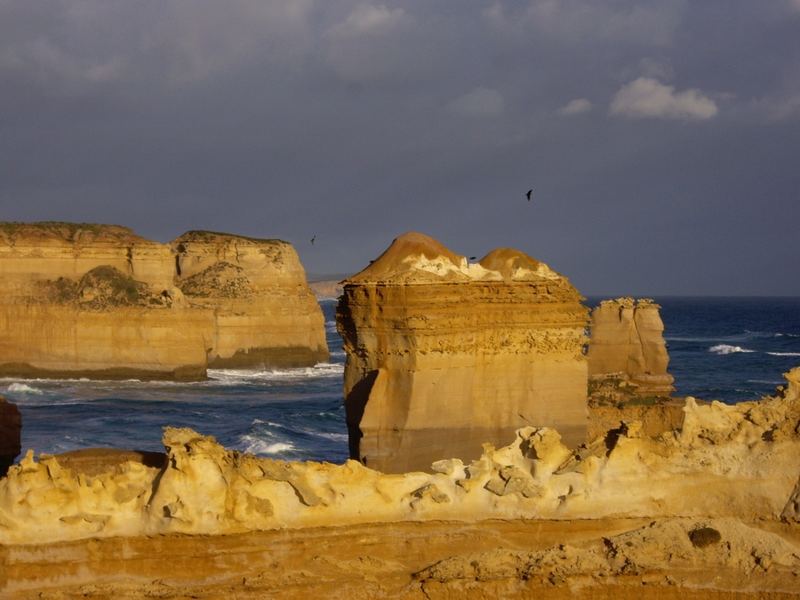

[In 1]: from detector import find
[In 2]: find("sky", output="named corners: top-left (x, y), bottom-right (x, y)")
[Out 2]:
top-left (1, 0), bottom-right (798, 296)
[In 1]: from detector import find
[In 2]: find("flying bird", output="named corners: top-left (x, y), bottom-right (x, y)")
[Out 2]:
top-left (310, 235), bottom-right (316, 245)
top-left (526, 189), bottom-right (533, 201)
top-left (469, 256), bottom-right (477, 260)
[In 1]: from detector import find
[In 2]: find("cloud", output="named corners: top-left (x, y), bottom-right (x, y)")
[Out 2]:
top-left (558, 98), bottom-right (592, 115)
top-left (610, 77), bottom-right (718, 120)
top-left (447, 87), bottom-right (505, 118)
top-left (485, 0), bottom-right (687, 46)
top-left (325, 4), bottom-right (425, 83)
top-left (0, 0), bottom-right (318, 88)
top-left (328, 4), bottom-right (408, 38)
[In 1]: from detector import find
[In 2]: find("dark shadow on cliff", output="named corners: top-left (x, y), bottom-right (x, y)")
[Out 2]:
top-left (345, 370), bottom-right (378, 464)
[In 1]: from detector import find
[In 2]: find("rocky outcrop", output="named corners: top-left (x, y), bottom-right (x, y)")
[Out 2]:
top-left (0, 397), bottom-right (21, 477)
top-left (173, 231), bottom-right (329, 368)
top-left (0, 222), bottom-right (328, 380)
top-left (587, 298), bottom-right (675, 401)
top-left (1, 367), bottom-right (798, 545)
top-left (336, 232), bottom-right (589, 473)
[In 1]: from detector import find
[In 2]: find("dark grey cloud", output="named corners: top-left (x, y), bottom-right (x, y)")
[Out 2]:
top-left (1, 0), bottom-right (798, 295)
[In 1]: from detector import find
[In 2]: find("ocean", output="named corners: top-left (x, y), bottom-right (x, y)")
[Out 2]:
top-left (3, 297), bottom-right (800, 462)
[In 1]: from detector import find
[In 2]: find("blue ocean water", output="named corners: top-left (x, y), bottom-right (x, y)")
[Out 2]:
top-left (3, 297), bottom-right (799, 461)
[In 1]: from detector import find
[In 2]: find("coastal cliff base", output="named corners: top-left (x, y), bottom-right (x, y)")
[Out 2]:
top-left (4, 518), bottom-right (799, 599)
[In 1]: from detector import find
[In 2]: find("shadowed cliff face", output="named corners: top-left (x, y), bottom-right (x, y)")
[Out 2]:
top-left (0, 397), bottom-right (21, 477)
top-left (0, 222), bottom-right (328, 380)
top-left (337, 232), bottom-right (589, 473)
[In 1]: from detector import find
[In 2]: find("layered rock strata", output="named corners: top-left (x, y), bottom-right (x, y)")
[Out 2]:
top-left (336, 232), bottom-right (590, 473)
top-left (0, 222), bottom-right (327, 380)
top-left (0, 397), bottom-right (21, 477)
top-left (0, 367), bottom-right (798, 545)
top-left (587, 297), bottom-right (675, 401)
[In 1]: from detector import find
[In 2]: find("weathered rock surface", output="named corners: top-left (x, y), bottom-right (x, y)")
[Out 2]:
top-left (587, 298), bottom-right (675, 401)
top-left (336, 232), bottom-right (590, 472)
top-left (0, 222), bottom-right (328, 380)
top-left (0, 396), bottom-right (21, 477)
top-left (0, 367), bottom-right (798, 546)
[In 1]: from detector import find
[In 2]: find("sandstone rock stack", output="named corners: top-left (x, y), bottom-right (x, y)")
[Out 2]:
top-left (0, 222), bottom-right (328, 380)
top-left (587, 298), bottom-right (674, 402)
top-left (0, 397), bottom-right (21, 477)
top-left (336, 232), bottom-right (589, 473)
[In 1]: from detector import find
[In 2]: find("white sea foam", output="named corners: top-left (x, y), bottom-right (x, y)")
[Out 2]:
top-left (766, 352), bottom-right (800, 357)
top-left (6, 383), bottom-right (43, 394)
top-left (238, 435), bottom-right (296, 456)
top-left (207, 362), bottom-right (344, 385)
top-left (708, 344), bottom-right (755, 355)
top-left (313, 432), bottom-right (348, 442)
top-left (325, 320), bottom-right (338, 333)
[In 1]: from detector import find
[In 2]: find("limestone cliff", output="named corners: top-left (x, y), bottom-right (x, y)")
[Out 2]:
top-left (1, 367), bottom-right (798, 545)
top-left (0, 222), bottom-right (328, 380)
top-left (587, 297), bottom-right (675, 402)
top-left (336, 232), bottom-right (589, 473)
top-left (173, 231), bottom-right (328, 368)
top-left (0, 397), bottom-right (21, 477)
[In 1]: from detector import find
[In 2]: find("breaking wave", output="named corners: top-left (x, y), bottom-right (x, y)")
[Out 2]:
top-left (5, 383), bottom-right (43, 394)
top-left (766, 352), bottom-right (800, 357)
top-left (237, 434), bottom-right (296, 456)
top-left (709, 344), bottom-right (755, 355)
top-left (207, 362), bottom-right (344, 385)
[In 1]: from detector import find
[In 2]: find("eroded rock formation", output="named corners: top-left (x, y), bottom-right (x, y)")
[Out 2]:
top-left (336, 232), bottom-right (590, 472)
top-left (0, 396), bottom-right (21, 477)
top-left (0, 367), bottom-right (798, 546)
top-left (0, 222), bottom-right (328, 380)
top-left (587, 298), bottom-right (675, 402)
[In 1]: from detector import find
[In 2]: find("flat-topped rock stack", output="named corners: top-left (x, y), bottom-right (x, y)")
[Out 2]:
top-left (587, 297), bottom-right (675, 403)
top-left (0, 222), bottom-right (328, 380)
top-left (337, 232), bottom-right (589, 473)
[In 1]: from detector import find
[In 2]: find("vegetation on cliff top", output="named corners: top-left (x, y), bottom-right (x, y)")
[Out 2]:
top-left (39, 265), bottom-right (169, 310)
top-left (0, 222), bottom-right (139, 242)
top-left (175, 230), bottom-right (288, 245)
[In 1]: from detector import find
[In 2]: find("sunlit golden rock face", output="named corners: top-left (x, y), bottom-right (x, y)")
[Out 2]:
top-left (336, 232), bottom-right (590, 473)
top-left (1, 368), bottom-right (798, 546)
top-left (0, 222), bottom-right (327, 380)
top-left (587, 297), bottom-right (675, 401)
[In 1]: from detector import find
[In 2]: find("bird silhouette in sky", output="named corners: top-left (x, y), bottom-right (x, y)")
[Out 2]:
top-left (310, 235), bottom-right (316, 245)
top-left (469, 256), bottom-right (477, 260)
top-left (526, 189), bottom-right (533, 201)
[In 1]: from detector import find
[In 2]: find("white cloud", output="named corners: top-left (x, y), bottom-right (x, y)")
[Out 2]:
top-left (328, 4), bottom-right (408, 38)
top-left (447, 87), bottom-right (505, 118)
top-left (610, 77), bottom-right (718, 120)
top-left (558, 98), bottom-right (592, 115)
